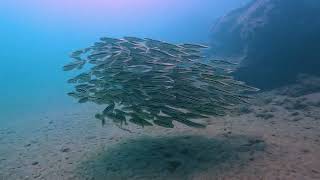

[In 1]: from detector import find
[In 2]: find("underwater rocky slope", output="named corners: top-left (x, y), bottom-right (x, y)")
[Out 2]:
top-left (210, 0), bottom-right (320, 89)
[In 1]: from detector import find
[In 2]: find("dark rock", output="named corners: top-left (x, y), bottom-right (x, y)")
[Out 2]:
top-left (24, 144), bottom-right (31, 147)
top-left (210, 0), bottom-right (320, 89)
top-left (33, 174), bottom-right (41, 178)
top-left (31, 161), bottom-right (39, 166)
top-left (312, 169), bottom-right (320, 174)
top-left (247, 139), bottom-right (265, 146)
top-left (255, 113), bottom-right (274, 120)
top-left (301, 149), bottom-right (310, 153)
top-left (60, 147), bottom-right (71, 153)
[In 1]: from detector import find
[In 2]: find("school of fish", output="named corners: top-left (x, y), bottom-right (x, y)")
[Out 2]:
top-left (63, 36), bottom-right (258, 128)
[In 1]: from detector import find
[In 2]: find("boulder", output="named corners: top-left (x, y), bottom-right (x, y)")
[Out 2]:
top-left (210, 0), bottom-right (320, 89)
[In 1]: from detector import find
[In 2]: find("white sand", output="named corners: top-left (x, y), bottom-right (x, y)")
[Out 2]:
top-left (1, 85), bottom-right (320, 180)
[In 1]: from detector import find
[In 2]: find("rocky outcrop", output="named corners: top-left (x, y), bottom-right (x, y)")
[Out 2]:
top-left (210, 0), bottom-right (320, 89)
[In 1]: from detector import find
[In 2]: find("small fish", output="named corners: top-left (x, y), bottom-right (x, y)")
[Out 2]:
top-left (182, 48), bottom-right (201, 54)
top-left (123, 36), bottom-right (145, 43)
top-left (129, 116), bottom-right (153, 127)
top-left (67, 78), bottom-right (77, 84)
top-left (210, 59), bottom-right (237, 65)
top-left (144, 38), bottom-right (163, 48)
top-left (153, 120), bottom-right (174, 128)
top-left (130, 52), bottom-right (154, 61)
top-left (154, 116), bottom-right (174, 128)
top-left (75, 87), bottom-right (88, 94)
top-left (103, 102), bottom-right (115, 115)
top-left (129, 47), bottom-right (146, 54)
top-left (180, 43), bottom-right (209, 49)
top-left (63, 61), bottom-right (83, 71)
top-left (95, 113), bottom-right (106, 126)
top-left (127, 65), bottom-right (152, 73)
top-left (78, 97), bottom-right (89, 103)
top-left (67, 92), bottom-right (79, 98)
top-left (100, 37), bottom-right (121, 44)
top-left (74, 73), bottom-right (91, 83)
top-left (95, 113), bottom-right (104, 120)
top-left (75, 84), bottom-right (93, 89)
top-left (70, 50), bottom-right (84, 58)
top-left (119, 41), bottom-right (136, 49)
top-left (152, 62), bottom-right (175, 67)
top-left (173, 116), bottom-right (206, 128)
top-left (159, 42), bottom-right (180, 50)
top-left (114, 110), bottom-right (127, 124)
top-left (149, 48), bottom-right (173, 58)
top-left (165, 48), bottom-right (186, 56)
top-left (181, 54), bottom-right (203, 60)
top-left (87, 52), bottom-right (110, 60)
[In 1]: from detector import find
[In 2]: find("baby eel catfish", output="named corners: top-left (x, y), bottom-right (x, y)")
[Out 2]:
top-left (63, 36), bottom-right (258, 129)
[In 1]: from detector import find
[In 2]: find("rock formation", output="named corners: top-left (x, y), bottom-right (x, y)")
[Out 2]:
top-left (210, 0), bottom-right (320, 89)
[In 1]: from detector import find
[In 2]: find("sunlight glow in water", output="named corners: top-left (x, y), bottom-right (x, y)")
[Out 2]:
top-left (2, 0), bottom-right (180, 20)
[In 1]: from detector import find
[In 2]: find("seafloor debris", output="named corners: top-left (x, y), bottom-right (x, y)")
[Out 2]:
top-left (63, 36), bottom-right (258, 128)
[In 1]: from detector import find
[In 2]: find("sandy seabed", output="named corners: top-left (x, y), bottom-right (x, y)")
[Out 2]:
top-left (1, 83), bottom-right (320, 180)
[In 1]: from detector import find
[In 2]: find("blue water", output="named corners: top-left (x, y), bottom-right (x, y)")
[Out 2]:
top-left (0, 0), bottom-right (249, 125)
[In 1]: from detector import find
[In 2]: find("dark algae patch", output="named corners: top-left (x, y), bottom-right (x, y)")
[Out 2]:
top-left (63, 36), bottom-right (258, 129)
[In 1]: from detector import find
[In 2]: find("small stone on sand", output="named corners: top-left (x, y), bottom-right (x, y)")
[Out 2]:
top-left (31, 162), bottom-right (39, 166)
top-left (61, 148), bottom-right (71, 153)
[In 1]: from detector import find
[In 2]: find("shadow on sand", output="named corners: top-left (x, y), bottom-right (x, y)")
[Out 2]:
top-left (78, 134), bottom-right (265, 180)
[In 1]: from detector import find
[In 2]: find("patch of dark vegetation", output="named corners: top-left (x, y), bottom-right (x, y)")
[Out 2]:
top-left (77, 135), bottom-right (265, 180)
